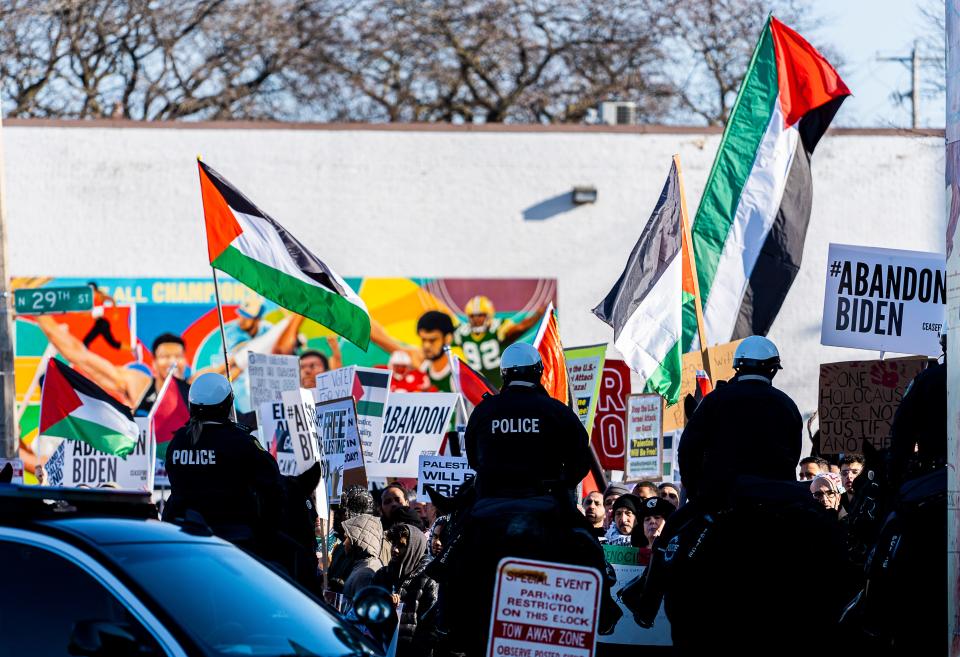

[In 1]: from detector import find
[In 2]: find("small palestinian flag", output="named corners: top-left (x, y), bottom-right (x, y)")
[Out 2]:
top-left (448, 350), bottom-right (499, 406)
top-left (198, 161), bottom-right (371, 349)
top-left (685, 16), bottom-right (850, 348)
top-left (40, 360), bottom-right (140, 458)
top-left (354, 367), bottom-right (391, 418)
top-left (149, 374), bottom-right (190, 460)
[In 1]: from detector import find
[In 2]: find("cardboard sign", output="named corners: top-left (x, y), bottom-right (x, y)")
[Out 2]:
top-left (487, 557), bottom-right (601, 657)
top-left (61, 417), bottom-right (153, 490)
top-left (663, 340), bottom-right (741, 433)
top-left (818, 358), bottom-right (926, 454)
top-left (314, 366), bottom-right (356, 403)
top-left (281, 388), bottom-right (323, 473)
top-left (821, 243), bottom-right (946, 356)
top-left (624, 394), bottom-right (662, 481)
top-left (599, 545), bottom-right (672, 646)
top-left (417, 455), bottom-right (475, 502)
top-left (259, 401), bottom-right (297, 475)
top-left (368, 392), bottom-right (457, 478)
top-left (0, 458), bottom-right (24, 484)
top-left (247, 352), bottom-right (300, 410)
top-left (564, 344), bottom-right (607, 434)
top-left (591, 360), bottom-right (631, 470)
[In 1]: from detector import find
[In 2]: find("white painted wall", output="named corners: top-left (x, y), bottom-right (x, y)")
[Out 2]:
top-left (2, 123), bottom-right (945, 415)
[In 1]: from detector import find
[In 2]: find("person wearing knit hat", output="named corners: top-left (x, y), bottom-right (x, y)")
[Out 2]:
top-left (602, 482), bottom-right (632, 529)
top-left (605, 494), bottom-right (642, 546)
top-left (810, 472), bottom-right (846, 519)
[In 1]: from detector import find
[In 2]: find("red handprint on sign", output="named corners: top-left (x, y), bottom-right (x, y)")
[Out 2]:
top-left (869, 361), bottom-right (900, 389)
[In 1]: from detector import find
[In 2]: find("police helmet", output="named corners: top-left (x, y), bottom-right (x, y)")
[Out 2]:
top-left (733, 336), bottom-right (782, 373)
top-left (500, 343), bottom-right (543, 385)
top-left (188, 372), bottom-right (234, 421)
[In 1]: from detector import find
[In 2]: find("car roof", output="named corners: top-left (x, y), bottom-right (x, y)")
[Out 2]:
top-left (35, 517), bottom-right (230, 546)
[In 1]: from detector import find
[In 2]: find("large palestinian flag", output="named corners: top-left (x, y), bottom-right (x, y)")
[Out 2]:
top-left (39, 359), bottom-right (140, 458)
top-left (198, 161), bottom-right (371, 349)
top-left (683, 16), bottom-right (850, 350)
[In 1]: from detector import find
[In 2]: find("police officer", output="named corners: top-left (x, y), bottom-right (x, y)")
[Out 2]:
top-left (163, 373), bottom-right (283, 551)
top-left (465, 342), bottom-right (592, 500)
top-left (677, 335), bottom-right (802, 505)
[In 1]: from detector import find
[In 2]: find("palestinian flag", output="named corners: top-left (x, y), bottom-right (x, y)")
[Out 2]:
top-left (354, 367), bottom-right (391, 418)
top-left (149, 374), bottom-right (190, 460)
top-left (593, 160), bottom-right (686, 405)
top-left (40, 360), bottom-right (140, 458)
top-left (532, 303), bottom-right (568, 404)
top-left (198, 161), bottom-right (371, 349)
top-left (448, 350), bottom-right (499, 406)
top-left (684, 16), bottom-right (850, 349)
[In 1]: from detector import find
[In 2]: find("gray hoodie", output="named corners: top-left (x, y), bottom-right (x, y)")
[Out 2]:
top-left (341, 514), bottom-right (386, 600)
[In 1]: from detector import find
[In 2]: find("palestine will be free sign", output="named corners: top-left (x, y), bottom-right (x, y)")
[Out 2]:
top-left (821, 244), bottom-right (946, 356)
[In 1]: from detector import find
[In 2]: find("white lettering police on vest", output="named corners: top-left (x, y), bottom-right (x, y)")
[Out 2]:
top-left (491, 418), bottom-right (540, 433)
top-left (171, 450), bottom-right (217, 465)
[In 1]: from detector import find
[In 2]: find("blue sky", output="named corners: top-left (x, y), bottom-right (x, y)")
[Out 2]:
top-left (812, 0), bottom-right (944, 128)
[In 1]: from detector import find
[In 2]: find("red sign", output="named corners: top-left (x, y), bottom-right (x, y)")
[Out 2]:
top-left (591, 360), bottom-right (631, 470)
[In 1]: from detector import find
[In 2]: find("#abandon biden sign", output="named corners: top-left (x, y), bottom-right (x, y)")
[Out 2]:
top-left (821, 244), bottom-right (946, 356)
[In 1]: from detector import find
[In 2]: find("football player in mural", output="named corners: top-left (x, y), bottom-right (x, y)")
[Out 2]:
top-left (452, 296), bottom-right (545, 388)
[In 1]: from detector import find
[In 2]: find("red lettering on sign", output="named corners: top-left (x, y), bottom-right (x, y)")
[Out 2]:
top-left (591, 360), bottom-right (631, 470)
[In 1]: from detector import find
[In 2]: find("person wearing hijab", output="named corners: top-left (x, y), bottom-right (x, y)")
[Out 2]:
top-left (810, 472), bottom-right (847, 519)
top-left (373, 523), bottom-right (439, 656)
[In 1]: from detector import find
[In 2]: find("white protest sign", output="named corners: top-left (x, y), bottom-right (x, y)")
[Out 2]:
top-left (0, 458), bottom-right (24, 484)
top-left (487, 557), bottom-right (601, 657)
top-left (259, 401), bottom-right (297, 475)
top-left (314, 366), bottom-right (356, 403)
top-left (624, 394), bottom-right (662, 481)
top-left (315, 397), bottom-right (366, 496)
top-left (368, 392), bottom-right (457, 478)
top-left (354, 367), bottom-right (392, 468)
top-left (62, 417), bottom-right (153, 490)
top-left (821, 243), bottom-right (946, 356)
top-left (281, 388), bottom-right (322, 473)
top-left (599, 546), bottom-right (672, 646)
top-left (417, 455), bottom-right (475, 502)
top-left (247, 352), bottom-right (300, 410)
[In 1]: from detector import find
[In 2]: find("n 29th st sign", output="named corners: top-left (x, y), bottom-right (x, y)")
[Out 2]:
top-left (821, 243), bottom-right (946, 356)
top-left (14, 286), bottom-right (93, 315)
top-left (488, 558), bottom-right (601, 657)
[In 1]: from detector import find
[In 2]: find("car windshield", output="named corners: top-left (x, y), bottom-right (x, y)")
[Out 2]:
top-left (108, 543), bottom-right (380, 657)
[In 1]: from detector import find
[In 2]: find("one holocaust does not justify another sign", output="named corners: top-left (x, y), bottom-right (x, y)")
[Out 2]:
top-left (821, 243), bottom-right (946, 356)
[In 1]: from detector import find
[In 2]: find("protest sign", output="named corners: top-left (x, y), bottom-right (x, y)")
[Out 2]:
top-left (260, 401), bottom-right (296, 475)
top-left (62, 417), bottom-right (153, 490)
top-left (821, 244), bottom-right (946, 356)
top-left (247, 352), bottom-right (299, 410)
top-left (281, 388), bottom-right (322, 473)
top-left (663, 340), bottom-right (741, 433)
top-left (591, 360), bottom-right (631, 470)
top-left (565, 344), bottom-right (607, 433)
top-left (315, 397), bottom-right (366, 493)
top-left (417, 455), bottom-right (475, 502)
top-left (599, 546), bottom-right (672, 647)
top-left (368, 392), bottom-right (457, 478)
top-left (0, 458), bottom-right (24, 483)
top-left (818, 358), bottom-right (926, 454)
top-left (354, 367), bottom-right (391, 467)
top-left (314, 366), bottom-right (357, 403)
top-left (487, 557), bottom-right (601, 657)
top-left (624, 394), bottom-right (662, 481)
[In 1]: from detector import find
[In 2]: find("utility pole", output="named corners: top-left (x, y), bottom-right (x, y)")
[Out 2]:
top-left (878, 41), bottom-right (940, 129)
top-left (0, 114), bottom-right (14, 459)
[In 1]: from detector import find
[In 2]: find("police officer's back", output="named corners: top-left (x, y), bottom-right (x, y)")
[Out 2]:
top-left (465, 343), bottom-right (592, 499)
top-left (677, 336), bottom-right (802, 504)
top-left (163, 373), bottom-right (283, 539)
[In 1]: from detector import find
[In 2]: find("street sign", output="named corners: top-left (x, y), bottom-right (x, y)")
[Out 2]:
top-left (487, 557), bottom-right (601, 657)
top-left (14, 286), bottom-right (93, 315)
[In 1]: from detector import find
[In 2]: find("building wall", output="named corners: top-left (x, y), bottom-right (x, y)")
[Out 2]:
top-left (3, 121), bottom-right (945, 415)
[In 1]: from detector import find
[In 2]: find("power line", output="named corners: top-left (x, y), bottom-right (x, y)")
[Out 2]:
top-left (877, 40), bottom-right (941, 129)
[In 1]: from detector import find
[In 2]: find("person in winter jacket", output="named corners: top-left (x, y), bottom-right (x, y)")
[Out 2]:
top-left (341, 514), bottom-right (386, 601)
top-left (374, 523), bottom-right (439, 657)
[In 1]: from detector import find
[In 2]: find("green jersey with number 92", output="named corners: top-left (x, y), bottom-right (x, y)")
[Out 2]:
top-left (453, 318), bottom-right (512, 388)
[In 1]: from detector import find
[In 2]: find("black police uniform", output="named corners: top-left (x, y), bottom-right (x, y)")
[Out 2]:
top-left (889, 361), bottom-right (946, 484)
top-left (465, 380), bottom-right (592, 498)
top-left (677, 374), bottom-right (802, 505)
top-left (162, 420), bottom-right (283, 538)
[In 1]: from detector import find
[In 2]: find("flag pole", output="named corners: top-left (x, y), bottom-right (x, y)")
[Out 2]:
top-left (211, 267), bottom-right (233, 383)
top-left (673, 154), bottom-right (713, 382)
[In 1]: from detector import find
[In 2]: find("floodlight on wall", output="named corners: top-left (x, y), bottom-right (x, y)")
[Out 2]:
top-left (572, 186), bottom-right (598, 205)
